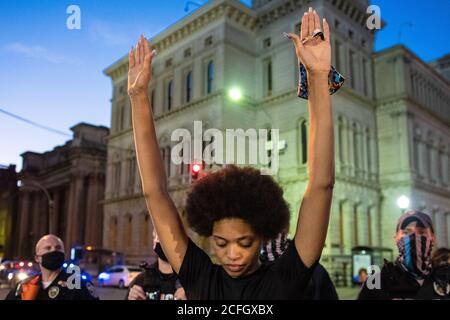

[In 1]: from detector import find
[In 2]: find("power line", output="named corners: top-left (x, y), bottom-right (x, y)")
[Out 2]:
top-left (0, 107), bottom-right (134, 153)
top-left (0, 107), bottom-right (71, 137)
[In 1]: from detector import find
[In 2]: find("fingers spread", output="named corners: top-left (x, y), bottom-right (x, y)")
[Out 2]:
top-left (313, 10), bottom-right (321, 31)
top-left (287, 32), bottom-right (303, 51)
top-left (129, 46), bottom-right (135, 68)
top-left (139, 35), bottom-right (145, 64)
top-left (323, 18), bottom-right (330, 43)
top-left (307, 7), bottom-right (314, 36)
top-left (135, 40), bottom-right (140, 66)
top-left (301, 13), bottom-right (308, 39)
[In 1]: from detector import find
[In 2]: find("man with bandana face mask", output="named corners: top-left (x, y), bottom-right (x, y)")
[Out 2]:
top-left (5, 234), bottom-right (98, 300)
top-left (126, 231), bottom-right (186, 300)
top-left (358, 210), bottom-right (444, 300)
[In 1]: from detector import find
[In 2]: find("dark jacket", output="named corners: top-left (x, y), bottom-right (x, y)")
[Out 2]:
top-left (358, 261), bottom-right (422, 300)
top-left (5, 269), bottom-right (98, 300)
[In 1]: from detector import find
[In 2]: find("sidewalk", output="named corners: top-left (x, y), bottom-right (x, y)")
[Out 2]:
top-left (336, 287), bottom-right (361, 300)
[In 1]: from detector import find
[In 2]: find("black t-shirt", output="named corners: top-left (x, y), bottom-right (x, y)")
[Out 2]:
top-left (178, 238), bottom-right (317, 300)
top-left (125, 264), bottom-right (182, 300)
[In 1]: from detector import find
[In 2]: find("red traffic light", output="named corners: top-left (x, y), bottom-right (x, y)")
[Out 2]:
top-left (192, 163), bottom-right (201, 173)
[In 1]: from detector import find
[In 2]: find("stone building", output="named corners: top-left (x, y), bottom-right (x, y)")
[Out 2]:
top-left (9, 123), bottom-right (109, 259)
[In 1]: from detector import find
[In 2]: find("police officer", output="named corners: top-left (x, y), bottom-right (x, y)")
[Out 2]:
top-left (5, 234), bottom-right (98, 300)
top-left (126, 231), bottom-right (186, 300)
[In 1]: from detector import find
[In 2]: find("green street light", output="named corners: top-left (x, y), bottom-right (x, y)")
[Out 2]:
top-left (229, 87), bottom-right (242, 101)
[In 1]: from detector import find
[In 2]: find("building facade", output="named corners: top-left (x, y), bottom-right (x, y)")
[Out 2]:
top-left (103, 0), bottom-right (450, 284)
top-left (9, 123), bottom-right (109, 259)
top-left (0, 165), bottom-right (18, 260)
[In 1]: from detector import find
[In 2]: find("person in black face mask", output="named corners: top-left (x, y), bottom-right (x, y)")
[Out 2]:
top-left (5, 234), bottom-right (98, 300)
top-left (126, 231), bottom-right (186, 300)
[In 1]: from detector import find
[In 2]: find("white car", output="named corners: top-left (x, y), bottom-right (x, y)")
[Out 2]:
top-left (98, 265), bottom-right (141, 289)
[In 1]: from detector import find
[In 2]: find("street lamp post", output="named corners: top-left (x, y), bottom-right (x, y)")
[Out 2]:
top-left (20, 180), bottom-right (54, 235)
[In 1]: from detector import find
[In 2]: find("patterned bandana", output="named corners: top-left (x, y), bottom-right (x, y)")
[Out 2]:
top-left (395, 211), bottom-right (435, 279)
top-left (261, 233), bottom-right (289, 262)
top-left (297, 64), bottom-right (345, 99)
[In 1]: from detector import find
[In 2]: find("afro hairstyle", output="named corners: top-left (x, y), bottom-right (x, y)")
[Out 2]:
top-left (185, 165), bottom-right (290, 240)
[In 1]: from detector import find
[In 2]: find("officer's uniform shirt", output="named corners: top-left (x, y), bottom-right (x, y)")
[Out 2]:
top-left (5, 269), bottom-right (99, 300)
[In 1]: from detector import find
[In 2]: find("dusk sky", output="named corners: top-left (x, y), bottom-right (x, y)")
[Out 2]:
top-left (1, 0), bottom-right (449, 170)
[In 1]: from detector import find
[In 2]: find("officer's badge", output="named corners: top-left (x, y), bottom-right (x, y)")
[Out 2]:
top-left (433, 281), bottom-right (450, 297)
top-left (48, 286), bottom-right (60, 299)
top-left (86, 282), bottom-right (98, 298)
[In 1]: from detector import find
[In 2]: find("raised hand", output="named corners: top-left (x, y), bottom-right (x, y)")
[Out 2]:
top-left (128, 35), bottom-right (155, 97)
top-left (287, 8), bottom-right (331, 74)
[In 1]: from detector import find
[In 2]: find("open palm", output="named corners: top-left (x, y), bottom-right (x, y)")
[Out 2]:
top-left (288, 9), bottom-right (331, 73)
top-left (128, 35), bottom-right (154, 97)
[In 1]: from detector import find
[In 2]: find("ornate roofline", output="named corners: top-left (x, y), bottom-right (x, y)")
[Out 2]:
top-left (104, 0), bottom-right (257, 81)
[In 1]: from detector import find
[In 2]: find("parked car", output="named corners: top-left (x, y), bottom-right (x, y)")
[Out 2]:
top-left (97, 265), bottom-right (141, 289)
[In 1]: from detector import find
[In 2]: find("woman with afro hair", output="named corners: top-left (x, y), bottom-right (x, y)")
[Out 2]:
top-left (127, 7), bottom-right (335, 299)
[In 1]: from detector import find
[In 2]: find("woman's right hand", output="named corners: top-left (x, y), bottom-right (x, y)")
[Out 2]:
top-left (128, 35), bottom-right (155, 98)
top-left (128, 284), bottom-right (147, 300)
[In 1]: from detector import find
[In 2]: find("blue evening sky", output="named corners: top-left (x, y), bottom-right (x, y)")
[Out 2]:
top-left (1, 0), bottom-right (449, 170)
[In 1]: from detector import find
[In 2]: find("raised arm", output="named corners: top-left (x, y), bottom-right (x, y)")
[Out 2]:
top-left (287, 9), bottom-right (334, 267)
top-left (128, 35), bottom-right (188, 272)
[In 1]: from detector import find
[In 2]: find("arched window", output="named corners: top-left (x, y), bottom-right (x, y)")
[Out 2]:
top-left (299, 119), bottom-right (308, 164)
top-left (266, 60), bottom-right (273, 96)
top-left (353, 122), bottom-right (359, 171)
top-left (119, 105), bottom-right (125, 131)
top-left (114, 162), bottom-right (121, 195)
top-left (207, 61), bottom-right (214, 94)
top-left (127, 154), bottom-right (136, 193)
top-left (140, 214), bottom-right (150, 248)
top-left (151, 89), bottom-right (155, 113)
top-left (167, 81), bottom-right (173, 111)
top-left (338, 116), bottom-right (345, 164)
top-left (267, 127), bottom-right (272, 167)
top-left (366, 128), bottom-right (371, 178)
top-left (124, 215), bottom-right (133, 248)
top-left (186, 72), bottom-right (192, 103)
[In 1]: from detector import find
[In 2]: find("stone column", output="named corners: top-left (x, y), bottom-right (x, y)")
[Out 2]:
top-left (18, 191), bottom-right (30, 257)
top-left (446, 213), bottom-right (450, 248)
top-left (348, 123), bottom-right (355, 177)
top-left (357, 205), bottom-right (368, 246)
top-left (433, 211), bottom-right (444, 248)
top-left (362, 127), bottom-right (369, 181)
top-left (342, 201), bottom-right (353, 254)
top-left (335, 122), bottom-right (342, 175)
top-left (65, 174), bottom-right (84, 249)
top-left (341, 118), bottom-right (350, 176)
top-left (418, 136), bottom-right (427, 181)
top-left (50, 190), bottom-right (60, 235)
top-left (85, 174), bottom-right (104, 247)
